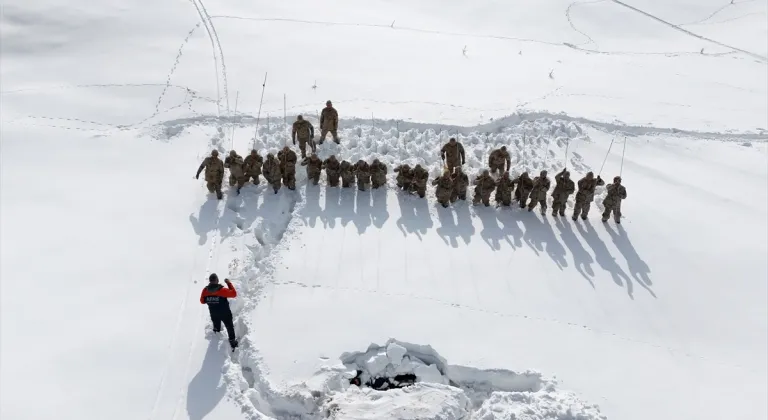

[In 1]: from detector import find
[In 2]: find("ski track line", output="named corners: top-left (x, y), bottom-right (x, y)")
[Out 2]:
top-left (273, 278), bottom-right (756, 375)
top-left (610, 0), bottom-right (768, 62)
top-left (195, 0), bottom-right (229, 115)
top-left (147, 136), bottom-right (225, 420)
top-left (188, 0), bottom-right (222, 117)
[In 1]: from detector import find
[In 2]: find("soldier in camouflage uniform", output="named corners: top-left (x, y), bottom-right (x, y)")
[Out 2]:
top-left (301, 153), bottom-right (323, 186)
top-left (440, 138), bottom-right (465, 175)
top-left (572, 171), bottom-right (604, 221)
top-left (512, 171), bottom-right (533, 208)
top-left (601, 176), bottom-right (627, 224)
top-left (432, 169), bottom-right (454, 208)
top-left (277, 146), bottom-right (298, 190)
top-left (393, 164), bottom-right (413, 191)
top-left (292, 115), bottom-right (315, 159)
top-left (472, 169), bottom-right (496, 206)
top-left (551, 168), bottom-right (575, 217)
top-left (527, 170), bottom-right (551, 214)
top-left (262, 153), bottom-right (282, 194)
top-left (224, 150), bottom-right (246, 195)
top-left (195, 150), bottom-right (225, 200)
top-left (319, 100), bottom-right (340, 144)
top-left (322, 155), bottom-right (341, 187)
top-left (353, 159), bottom-right (371, 191)
top-left (451, 167), bottom-right (469, 202)
top-left (488, 146), bottom-right (511, 175)
top-left (339, 160), bottom-right (355, 188)
top-left (370, 159), bottom-right (388, 189)
top-left (410, 164), bottom-right (429, 198)
top-left (243, 149), bottom-right (263, 185)
top-left (494, 171), bottom-right (514, 206)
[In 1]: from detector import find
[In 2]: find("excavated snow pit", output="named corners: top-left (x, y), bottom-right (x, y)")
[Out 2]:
top-left (315, 339), bottom-right (607, 420)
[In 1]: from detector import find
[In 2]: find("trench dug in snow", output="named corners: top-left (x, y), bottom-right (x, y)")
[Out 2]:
top-left (234, 338), bottom-right (606, 420)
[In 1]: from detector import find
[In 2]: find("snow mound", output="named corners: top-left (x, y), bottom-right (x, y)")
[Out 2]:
top-left (321, 383), bottom-right (471, 420)
top-left (329, 339), bottom-right (605, 420)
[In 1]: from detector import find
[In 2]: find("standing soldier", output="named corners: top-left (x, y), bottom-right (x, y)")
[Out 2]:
top-left (451, 167), bottom-right (469, 203)
top-left (410, 164), bottom-right (429, 198)
top-left (370, 159), bottom-right (388, 189)
top-left (195, 150), bottom-right (225, 200)
top-left (322, 155), bottom-right (341, 187)
top-left (393, 164), bottom-right (413, 191)
top-left (353, 159), bottom-right (371, 191)
top-left (440, 137), bottom-right (466, 175)
top-left (339, 160), bottom-right (355, 188)
top-left (243, 149), bottom-right (263, 186)
top-left (472, 169), bottom-right (496, 206)
top-left (551, 168), bottom-right (575, 217)
top-left (527, 170), bottom-right (551, 214)
top-left (572, 172), bottom-right (604, 221)
top-left (319, 100), bottom-right (340, 144)
top-left (277, 146), bottom-right (298, 190)
top-left (432, 169), bottom-right (454, 208)
top-left (512, 171), bottom-right (534, 208)
top-left (601, 176), bottom-right (627, 224)
top-left (262, 153), bottom-right (282, 194)
top-left (292, 115), bottom-right (315, 159)
top-left (301, 153), bottom-right (323, 186)
top-left (224, 150), bottom-right (246, 195)
top-left (494, 171), bottom-right (514, 206)
top-left (488, 146), bottom-right (511, 175)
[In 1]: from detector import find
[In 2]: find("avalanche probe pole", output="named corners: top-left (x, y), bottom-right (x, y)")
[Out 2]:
top-left (619, 135), bottom-right (627, 177)
top-left (254, 72), bottom-right (268, 143)
top-left (598, 137), bottom-right (615, 177)
top-left (563, 138), bottom-right (570, 170)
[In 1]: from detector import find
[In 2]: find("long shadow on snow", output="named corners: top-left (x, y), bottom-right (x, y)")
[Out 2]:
top-left (554, 218), bottom-right (596, 288)
top-left (606, 224), bottom-right (655, 297)
top-left (474, 205), bottom-right (507, 251)
top-left (396, 192), bottom-right (432, 239)
top-left (189, 197), bottom-right (224, 245)
top-left (304, 185), bottom-right (389, 233)
top-left (218, 183), bottom-right (296, 242)
top-left (575, 220), bottom-right (641, 299)
top-left (186, 339), bottom-right (227, 420)
top-left (518, 212), bottom-right (568, 270)
top-left (435, 202), bottom-right (474, 247)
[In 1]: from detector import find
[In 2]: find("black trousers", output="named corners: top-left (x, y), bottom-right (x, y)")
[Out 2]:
top-left (210, 310), bottom-right (236, 343)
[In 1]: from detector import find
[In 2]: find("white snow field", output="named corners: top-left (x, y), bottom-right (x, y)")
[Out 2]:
top-left (1, 0), bottom-right (766, 419)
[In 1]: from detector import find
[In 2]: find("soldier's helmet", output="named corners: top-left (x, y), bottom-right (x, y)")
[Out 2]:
top-left (330, 154), bottom-right (336, 160)
top-left (229, 150), bottom-right (236, 157)
top-left (326, 100), bottom-right (332, 106)
top-left (483, 169), bottom-right (490, 176)
top-left (522, 171), bottom-right (529, 177)
top-left (449, 137), bottom-right (456, 143)
top-left (373, 158), bottom-right (380, 165)
top-left (563, 170), bottom-right (570, 178)
top-left (503, 171), bottom-right (509, 177)
top-left (614, 176), bottom-right (622, 183)
top-left (540, 170), bottom-right (548, 176)
top-left (211, 150), bottom-right (219, 156)
top-left (267, 153), bottom-right (274, 159)
top-left (414, 164), bottom-right (423, 170)
top-left (501, 146), bottom-right (507, 151)
top-left (250, 149), bottom-right (258, 155)
top-left (297, 115), bottom-right (303, 121)
top-left (586, 171), bottom-right (594, 178)
top-left (311, 152), bottom-right (317, 158)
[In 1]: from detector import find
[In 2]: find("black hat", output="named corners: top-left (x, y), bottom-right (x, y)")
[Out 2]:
top-left (209, 273), bottom-right (219, 283)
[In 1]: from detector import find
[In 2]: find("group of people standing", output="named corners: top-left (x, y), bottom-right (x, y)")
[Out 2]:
top-left (195, 103), bottom-right (628, 224)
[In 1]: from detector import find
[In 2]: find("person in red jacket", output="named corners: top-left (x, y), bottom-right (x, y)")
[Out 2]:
top-left (200, 273), bottom-right (238, 350)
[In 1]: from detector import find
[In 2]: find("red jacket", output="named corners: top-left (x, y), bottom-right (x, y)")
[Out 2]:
top-left (200, 280), bottom-right (237, 314)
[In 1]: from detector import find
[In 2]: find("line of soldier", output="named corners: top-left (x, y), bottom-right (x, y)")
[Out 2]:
top-left (196, 136), bottom-right (627, 224)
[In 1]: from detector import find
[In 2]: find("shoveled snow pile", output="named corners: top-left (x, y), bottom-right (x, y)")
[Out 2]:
top-left (317, 339), bottom-right (606, 420)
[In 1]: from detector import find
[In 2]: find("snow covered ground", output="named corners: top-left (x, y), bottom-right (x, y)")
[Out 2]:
top-left (1, 0), bottom-right (767, 419)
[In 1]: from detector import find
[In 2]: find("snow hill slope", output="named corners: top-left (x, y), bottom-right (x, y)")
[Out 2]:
top-left (1, 0), bottom-right (767, 419)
